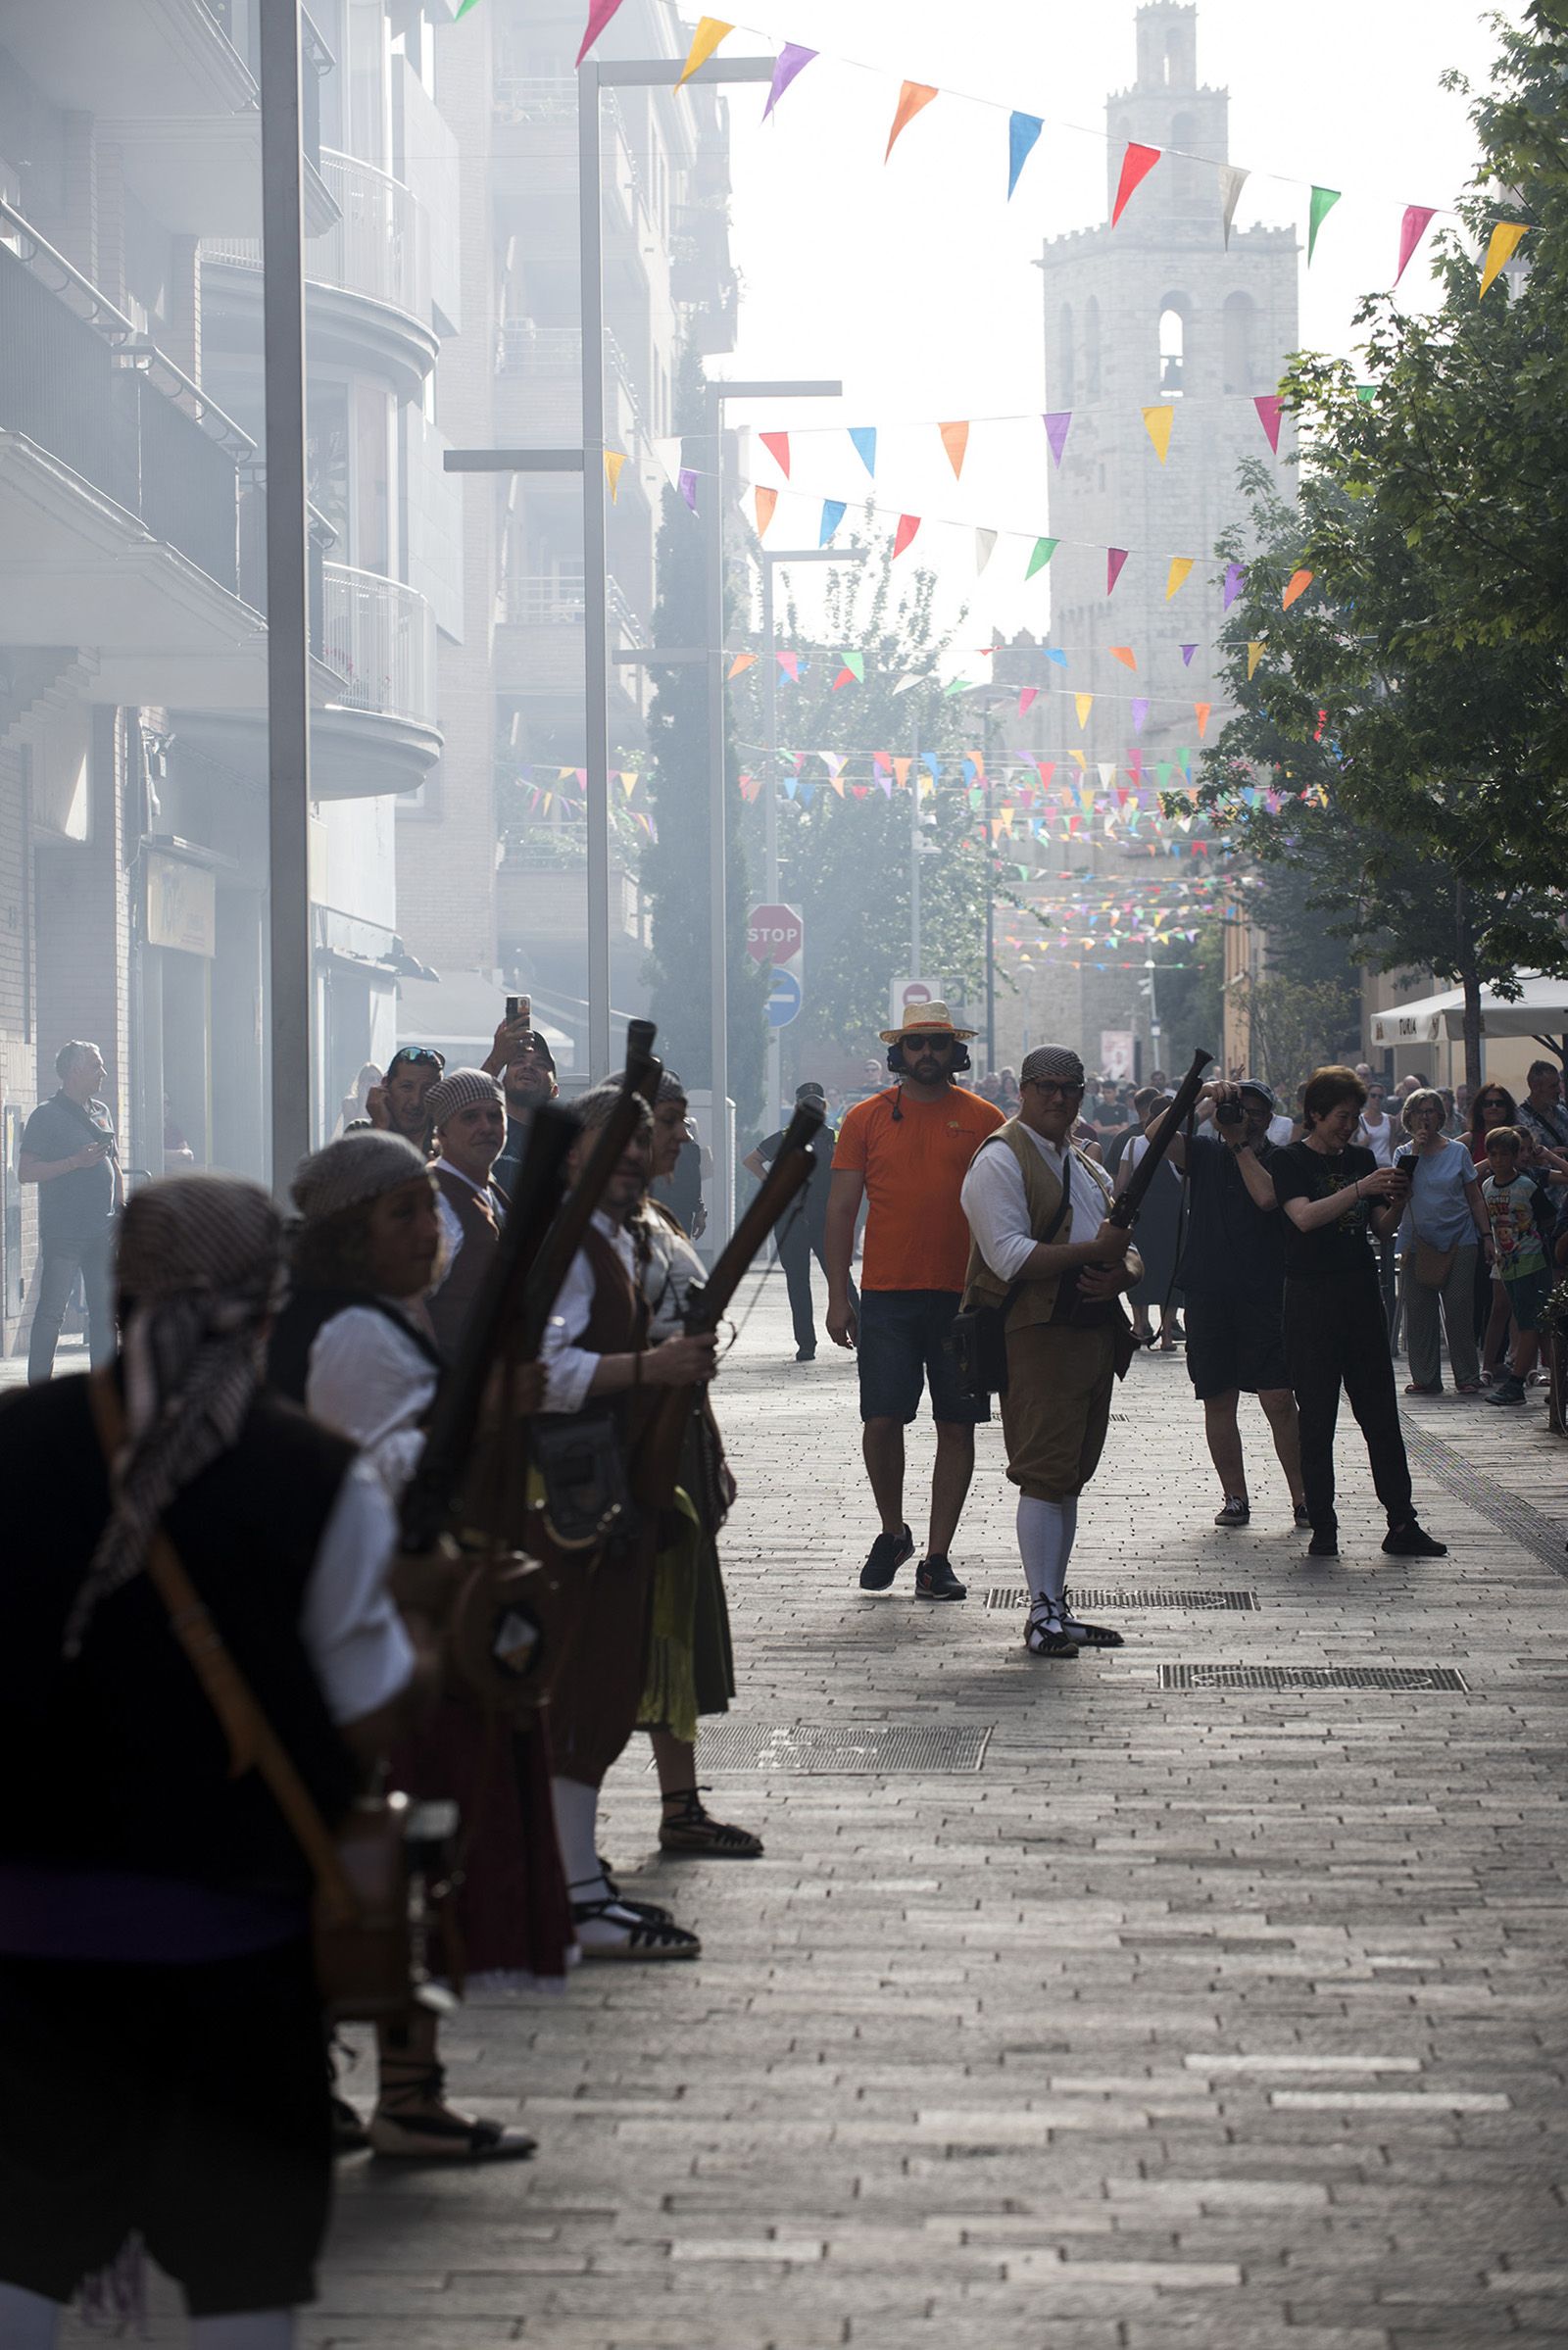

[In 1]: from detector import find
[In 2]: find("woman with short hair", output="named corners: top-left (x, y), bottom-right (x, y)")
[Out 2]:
top-left (1396, 1089), bottom-right (1493, 1395)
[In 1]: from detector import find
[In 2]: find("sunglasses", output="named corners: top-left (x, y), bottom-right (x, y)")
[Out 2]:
top-left (1026, 1078), bottom-right (1084, 1100)
top-left (387, 1047), bottom-right (446, 1073)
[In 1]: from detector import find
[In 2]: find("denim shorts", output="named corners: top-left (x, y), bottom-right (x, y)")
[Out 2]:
top-left (857, 1289), bottom-right (989, 1427)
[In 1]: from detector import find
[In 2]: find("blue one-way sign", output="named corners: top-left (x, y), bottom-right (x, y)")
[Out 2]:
top-left (766, 969), bottom-right (803, 1028)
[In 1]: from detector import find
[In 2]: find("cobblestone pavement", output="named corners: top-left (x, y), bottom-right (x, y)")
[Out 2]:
top-left (55, 1274), bottom-right (1568, 2347)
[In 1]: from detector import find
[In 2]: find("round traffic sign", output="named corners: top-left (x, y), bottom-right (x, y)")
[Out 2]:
top-left (765, 969), bottom-right (803, 1028)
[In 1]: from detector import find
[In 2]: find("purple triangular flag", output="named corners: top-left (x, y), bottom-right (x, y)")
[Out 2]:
top-left (1043, 411), bottom-right (1072, 467)
top-left (762, 42), bottom-right (817, 120)
top-left (678, 467), bottom-right (699, 514)
top-left (1223, 561), bottom-right (1246, 611)
top-left (1180, 643), bottom-right (1198, 665)
top-left (1131, 698), bottom-right (1149, 734)
top-left (1106, 547), bottom-right (1129, 595)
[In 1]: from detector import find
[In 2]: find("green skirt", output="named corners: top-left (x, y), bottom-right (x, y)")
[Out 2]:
top-left (636, 1420), bottom-right (737, 1745)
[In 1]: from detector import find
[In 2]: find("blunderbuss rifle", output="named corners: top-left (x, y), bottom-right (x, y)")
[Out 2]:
top-left (1054, 1044), bottom-right (1215, 1328)
top-left (631, 1096), bottom-right (826, 1517)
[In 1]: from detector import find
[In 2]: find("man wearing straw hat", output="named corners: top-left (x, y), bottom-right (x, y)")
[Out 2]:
top-left (824, 1004), bottom-right (1004, 1602)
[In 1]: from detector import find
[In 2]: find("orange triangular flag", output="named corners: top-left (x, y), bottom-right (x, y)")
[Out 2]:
top-left (1282, 568), bottom-right (1313, 610)
top-left (893, 758), bottom-right (911, 789)
top-left (1195, 703), bottom-right (1211, 739)
top-left (676, 16), bottom-right (731, 85)
top-left (755, 485), bottom-right (777, 537)
top-left (886, 80), bottom-right (938, 162)
top-left (1111, 141), bottom-right (1160, 225)
top-left (604, 450), bottom-right (627, 502)
top-left (1165, 557), bottom-right (1194, 601)
top-left (760, 431), bottom-right (791, 479)
top-left (1109, 646), bottom-right (1137, 671)
top-left (727, 653), bottom-right (757, 679)
top-left (939, 420), bottom-right (969, 480)
top-left (1479, 220), bottom-right (1528, 299)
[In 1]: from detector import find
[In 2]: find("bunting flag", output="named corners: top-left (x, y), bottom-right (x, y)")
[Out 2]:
top-left (1223, 561), bottom-right (1247, 612)
top-left (619, 768), bottom-right (640, 793)
top-left (1479, 220), bottom-right (1529, 298)
top-left (1254, 393), bottom-right (1285, 454)
top-left (819, 498), bottom-right (847, 545)
top-left (939, 419), bottom-right (969, 480)
top-left (1131, 698), bottom-right (1149, 734)
top-left (676, 17), bottom-right (732, 85)
top-left (975, 527), bottom-right (998, 574)
top-left (1008, 111), bottom-right (1044, 198)
top-left (1181, 644), bottom-right (1197, 665)
top-left (894, 757), bottom-right (911, 788)
top-left (1109, 646), bottom-right (1136, 671)
top-left (575, 0), bottom-right (626, 66)
top-left (763, 41), bottom-right (817, 119)
top-left (1395, 203), bottom-right (1438, 285)
top-left (821, 753), bottom-right (847, 792)
top-left (455, 0), bottom-right (481, 16)
top-left (1307, 184), bottom-right (1341, 265)
top-left (849, 425), bottom-right (877, 476)
top-left (832, 665), bottom-right (858, 690)
top-left (678, 466), bottom-right (699, 513)
top-left (1075, 693), bottom-right (1095, 729)
top-left (604, 450), bottom-right (627, 501)
top-left (1282, 567), bottom-right (1314, 609)
top-left (776, 651), bottom-right (800, 682)
top-left (893, 513), bottom-right (921, 558)
top-left (760, 430), bottom-right (791, 478)
top-left (1247, 640), bottom-right (1265, 680)
top-left (1218, 164), bottom-right (1250, 248)
top-left (1046, 648), bottom-right (1068, 667)
top-left (1142, 405), bottom-right (1175, 464)
top-left (1025, 535), bottom-right (1058, 578)
top-left (1106, 547), bottom-right (1129, 594)
top-left (755, 484), bottom-right (777, 537)
top-left (1111, 141), bottom-right (1160, 226)
top-left (886, 80), bottom-right (939, 162)
top-left (727, 653), bottom-right (757, 679)
top-left (837, 650), bottom-right (865, 684)
top-left (1018, 687), bottom-right (1038, 715)
top-left (1165, 557), bottom-right (1194, 600)
top-left (1195, 702), bottom-right (1211, 739)
top-left (1043, 412), bottom-right (1072, 466)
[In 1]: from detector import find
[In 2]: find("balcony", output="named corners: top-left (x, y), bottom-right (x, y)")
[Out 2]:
top-left (493, 324), bottom-right (645, 452)
top-left (308, 562), bottom-right (441, 799)
top-left (496, 569), bottom-right (649, 716)
top-left (202, 151), bottom-right (436, 401)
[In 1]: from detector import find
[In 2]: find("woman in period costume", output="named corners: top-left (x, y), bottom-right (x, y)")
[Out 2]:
top-left (270, 1130), bottom-right (568, 2161)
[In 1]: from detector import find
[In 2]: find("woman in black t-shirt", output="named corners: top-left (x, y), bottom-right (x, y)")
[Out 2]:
top-left (1271, 1066), bottom-right (1446, 1561)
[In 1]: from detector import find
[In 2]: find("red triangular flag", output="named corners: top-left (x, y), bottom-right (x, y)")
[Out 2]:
top-left (893, 514), bottom-right (921, 559)
top-left (1111, 142), bottom-right (1160, 227)
top-left (1253, 393), bottom-right (1284, 454)
top-left (1106, 547), bottom-right (1129, 595)
top-left (575, 0), bottom-right (627, 66)
top-left (760, 431), bottom-right (791, 479)
top-left (1395, 204), bottom-right (1437, 285)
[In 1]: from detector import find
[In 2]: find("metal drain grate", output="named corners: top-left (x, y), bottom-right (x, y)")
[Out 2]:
top-left (653, 1722), bottom-right (994, 1773)
top-left (1400, 1417), bottom-right (1568, 1582)
top-left (1159, 1664), bottom-right (1467, 1693)
top-left (984, 1586), bottom-right (1258, 1612)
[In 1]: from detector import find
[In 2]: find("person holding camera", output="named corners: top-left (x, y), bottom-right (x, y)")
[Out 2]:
top-left (1395, 1088), bottom-right (1492, 1396)
top-left (0, 1174), bottom-right (417, 2347)
top-left (1271, 1067), bottom-right (1447, 1560)
top-left (20, 1041), bottom-right (123, 1384)
top-left (1163, 1079), bottom-right (1307, 1531)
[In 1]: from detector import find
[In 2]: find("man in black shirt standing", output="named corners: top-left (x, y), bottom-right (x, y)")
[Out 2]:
top-left (20, 1042), bottom-right (122, 1384)
top-left (1271, 1064), bottom-right (1446, 1561)
top-left (1169, 1079), bottom-right (1306, 1530)
top-left (743, 1081), bottom-right (853, 1361)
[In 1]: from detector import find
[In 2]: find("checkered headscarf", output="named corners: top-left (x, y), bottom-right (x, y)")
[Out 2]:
top-left (292, 1131), bottom-right (428, 1223)
top-left (1020, 1045), bottom-right (1086, 1088)
top-left (424, 1067), bottom-right (504, 1130)
top-left (65, 1176), bottom-right (284, 1657)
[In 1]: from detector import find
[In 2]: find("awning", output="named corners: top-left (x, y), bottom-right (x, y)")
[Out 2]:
top-left (1369, 973), bottom-right (1568, 1049)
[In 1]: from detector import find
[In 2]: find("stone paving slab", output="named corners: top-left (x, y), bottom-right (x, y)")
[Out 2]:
top-left (54, 1273), bottom-right (1568, 2345)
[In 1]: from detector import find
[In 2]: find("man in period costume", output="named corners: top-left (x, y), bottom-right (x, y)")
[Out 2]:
top-left (424, 1068), bottom-right (510, 1361)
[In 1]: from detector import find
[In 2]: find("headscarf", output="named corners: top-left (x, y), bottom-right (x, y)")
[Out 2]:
top-left (292, 1130), bottom-right (428, 1223)
top-left (64, 1175), bottom-right (283, 1658)
top-left (1020, 1045), bottom-right (1087, 1089)
top-left (424, 1066), bottom-right (504, 1131)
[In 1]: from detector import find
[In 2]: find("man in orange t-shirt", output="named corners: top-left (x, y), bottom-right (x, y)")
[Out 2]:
top-left (824, 1005), bottom-right (1005, 1602)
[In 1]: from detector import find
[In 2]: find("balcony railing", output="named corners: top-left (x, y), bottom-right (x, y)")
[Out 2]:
top-left (494, 74), bottom-right (575, 125)
top-left (320, 563), bottom-right (437, 730)
top-left (0, 208), bottom-right (248, 593)
top-left (494, 323), bottom-right (642, 438)
top-left (204, 150), bottom-right (428, 328)
top-left (506, 570), bottom-right (647, 645)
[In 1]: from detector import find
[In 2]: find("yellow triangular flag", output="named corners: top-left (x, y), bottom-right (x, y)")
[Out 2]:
top-left (1479, 220), bottom-right (1528, 299)
top-left (1142, 405), bottom-right (1175, 465)
top-left (1282, 568), bottom-right (1313, 610)
top-left (1165, 556), bottom-right (1194, 601)
top-left (604, 450), bottom-right (627, 502)
top-left (619, 769), bottom-right (639, 795)
top-left (1070, 748), bottom-right (1088, 771)
top-left (727, 653), bottom-right (758, 679)
top-left (676, 16), bottom-right (732, 84)
top-left (1247, 640), bottom-right (1265, 679)
top-left (1074, 693), bottom-right (1094, 728)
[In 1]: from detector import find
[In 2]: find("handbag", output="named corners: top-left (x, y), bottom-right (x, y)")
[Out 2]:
top-left (951, 1150), bottom-right (1072, 1402)
top-left (530, 1406), bottom-right (638, 1549)
top-left (1411, 1237), bottom-right (1459, 1289)
top-left (88, 1375), bottom-right (420, 2022)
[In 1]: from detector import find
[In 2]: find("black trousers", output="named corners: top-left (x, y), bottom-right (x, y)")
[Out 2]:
top-left (27, 1231), bottom-right (115, 1384)
top-left (778, 1228), bottom-right (855, 1355)
top-left (1283, 1269), bottom-right (1413, 1535)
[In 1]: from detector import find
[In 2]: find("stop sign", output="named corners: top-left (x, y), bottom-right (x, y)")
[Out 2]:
top-left (746, 903), bottom-right (804, 966)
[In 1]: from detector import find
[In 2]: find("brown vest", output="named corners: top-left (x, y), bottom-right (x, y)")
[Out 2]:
top-left (962, 1119), bottom-right (1114, 1333)
top-left (582, 1222), bottom-right (650, 1436)
top-left (427, 1167), bottom-right (504, 1362)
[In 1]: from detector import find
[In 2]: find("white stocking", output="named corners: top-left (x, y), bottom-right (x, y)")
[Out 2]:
top-left (551, 1774), bottom-right (607, 1898)
top-left (189, 2317), bottom-right (296, 2349)
top-left (0, 2284), bottom-right (61, 2349)
top-left (1017, 1494), bottom-right (1078, 1611)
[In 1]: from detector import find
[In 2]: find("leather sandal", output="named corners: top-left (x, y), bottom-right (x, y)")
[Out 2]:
top-left (369, 2059), bottom-right (536, 2162)
top-left (571, 1894), bottom-right (701, 1960)
top-left (658, 1787), bottom-right (763, 1858)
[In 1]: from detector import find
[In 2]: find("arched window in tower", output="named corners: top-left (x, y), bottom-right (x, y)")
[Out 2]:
top-left (1085, 295), bottom-right (1102, 402)
top-left (1223, 291), bottom-right (1257, 394)
top-left (1056, 304), bottom-right (1075, 408)
top-left (1158, 298), bottom-right (1189, 396)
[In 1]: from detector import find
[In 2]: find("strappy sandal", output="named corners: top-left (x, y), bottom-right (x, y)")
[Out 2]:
top-left (597, 1855), bottom-right (673, 1923)
top-left (658, 1787), bottom-right (763, 1859)
top-left (570, 1894), bottom-right (701, 1960)
top-left (1025, 1602), bottom-right (1080, 1660)
top-left (368, 2059), bottom-right (536, 2162)
top-left (1059, 1588), bottom-right (1125, 1648)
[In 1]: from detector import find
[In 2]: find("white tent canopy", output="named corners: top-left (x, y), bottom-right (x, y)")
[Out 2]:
top-left (1370, 972), bottom-right (1568, 1049)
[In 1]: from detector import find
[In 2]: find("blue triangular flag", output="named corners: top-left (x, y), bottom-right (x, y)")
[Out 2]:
top-left (1045, 647), bottom-right (1068, 668)
top-left (849, 426), bottom-right (877, 477)
top-left (1007, 112), bottom-right (1043, 199)
top-left (819, 499), bottom-right (847, 546)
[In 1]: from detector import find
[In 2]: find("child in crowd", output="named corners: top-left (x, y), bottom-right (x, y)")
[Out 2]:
top-left (1481, 1126), bottom-right (1563, 1405)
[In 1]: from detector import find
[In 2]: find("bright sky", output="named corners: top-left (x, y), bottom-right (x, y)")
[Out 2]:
top-left (691, 0), bottom-right (1522, 645)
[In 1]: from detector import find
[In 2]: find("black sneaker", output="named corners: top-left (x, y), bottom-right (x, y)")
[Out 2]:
top-left (914, 1554), bottom-right (966, 1601)
top-left (859, 1524), bottom-right (914, 1591)
top-left (1214, 1494), bottom-right (1250, 1528)
top-left (1294, 1502), bottom-right (1312, 1529)
top-left (1381, 1521), bottom-right (1447, 1558)
top-left (796, 1346), bottom-right (816, 1362)
top-left (1307, 1528), bottom-right (1339, 1558)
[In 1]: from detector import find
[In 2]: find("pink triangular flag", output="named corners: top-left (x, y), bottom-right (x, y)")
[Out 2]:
top-left (1253, 393), bottom-right (1284, 454)
top-left (1395, 204), bottom-right (1438, 286)
top-left (760, 431), bottom-right (791, 479)
top-left (776, 651), bottom-right (800, 682)
top-left (1106, 548), bottom-right (1129, 595)
top-left (1018, 687), bottom-right (1038, 716)
top-left (576, 0), bottom-right (627, 66)
top-left (1111, 142), bottom-right (1160, 226)
top-left (893, 514), bottom-right (921, 559)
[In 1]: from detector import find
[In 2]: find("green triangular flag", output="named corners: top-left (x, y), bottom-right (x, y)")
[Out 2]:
top-left (455, 0), bottom-right (483, 14)
top-left (1355, 383), bottom-right (1377, 404)
top-left (1025, 536), bottom-right (1059, 579)
top-left (1307, 185), bottom-right (1340, 266)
